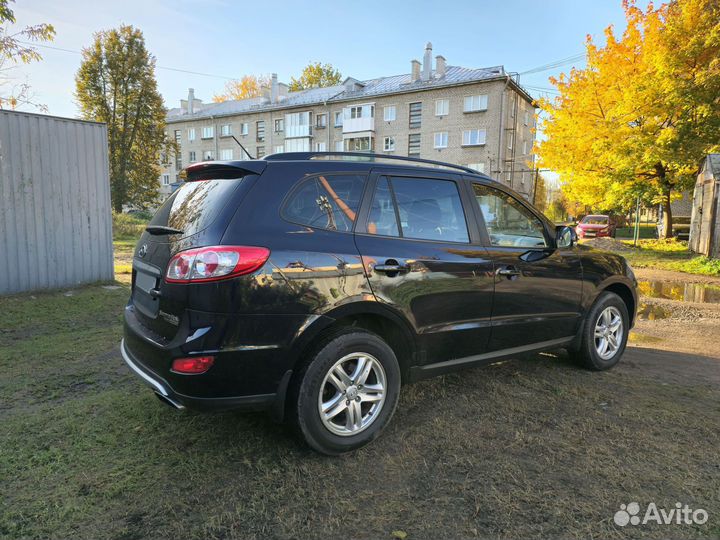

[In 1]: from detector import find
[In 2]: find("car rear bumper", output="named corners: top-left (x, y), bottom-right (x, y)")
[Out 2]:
top-left (120, 338), bottom-right (285, 412)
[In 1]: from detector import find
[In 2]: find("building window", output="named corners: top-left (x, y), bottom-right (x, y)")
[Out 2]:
top-left (464, 95), bottom-right (488, 112)
top-left (240, 123), bottom-right (249, 135)
top-left (383, 136), bottom-right (395, 152)
top-left (274, 118), bottom-right (284, 132)
top-left (174, 130), bottom-right (182, 170)
top-left (507, 132), bottom-right (514, 150)
top-left (220, 148), bottom-right (233, 160)
top-left (274, 145), bottom-right (284, 154)
top-left (256, 121), bottom-right (265, 142)
top-left (522, 140), bottom-right (529, 155)
top-left (408, 133), bottom-right (421, 155)
top-left (335, 141), bottom-right (344, 151)
top-left (334, 111), bottom-right (343, 127)
top-left (160, 152), bottom-right (168, 165)
top-left (285, 111), bottom-right (311, 138)
top-left (383, 105), bottom-right (396, 122)
top-left (524, 110), bottom-right (530, 126)
top-left (187, 128), bottom-right (196, 141)
top-left (316, 113), bottom-right (327, 128)
top-left (462, 129), bottom-right (487, 146)
top-left (435, 99), bottom-right (449, 116)
top-left (346, 104), bottom-right (373, 120)
top-left (203, 150), bottom-right (215, 160)
top-left (433, 132), bottom-right (448, 149)
top-left (315, 141), bottom-right (327, 151)
top-left (162, 174), bottom-right (170, 186)
top-left (202, 126), bottom-right (214, 139)
top-left (344, 136), bottom-right (372, 152)
top-left (467, 163), bottom-right (485, 174)
top-left (256, 146), bottom-right (265, 158)
top-left (409, 102), bottom-right (422, 129)
top-left (189, 151), bottom-right (196, 163)
top-left (286, 138), bottom-right (309, 152)
top-left (220, 124), bottom-right (232, 137)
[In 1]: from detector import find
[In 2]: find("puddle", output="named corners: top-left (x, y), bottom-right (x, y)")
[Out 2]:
top-left (637, 303), bottom-right (670, 320)
top-left (638, 281), bottom-right (720, 304)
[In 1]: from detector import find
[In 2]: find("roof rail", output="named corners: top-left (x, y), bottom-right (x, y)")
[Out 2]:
top-left (262, 152), bottom-right (481, 175)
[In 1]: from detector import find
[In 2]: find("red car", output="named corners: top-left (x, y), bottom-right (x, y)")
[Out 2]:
top-left (576, 215), bottom-right (616, 239)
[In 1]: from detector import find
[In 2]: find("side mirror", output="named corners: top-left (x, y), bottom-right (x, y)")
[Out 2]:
top-left (556, 225), bottom-right (576, 248)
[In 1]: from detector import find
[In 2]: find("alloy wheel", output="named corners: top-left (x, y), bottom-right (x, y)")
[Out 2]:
top-left (594, 306), bottom-right (624, 360)
top-left (317, 352), bottom-right (387, 436)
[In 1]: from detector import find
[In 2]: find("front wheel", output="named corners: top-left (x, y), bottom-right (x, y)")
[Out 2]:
top-left (575, 292), bottom-right (629, 370)
top-left (292, 329), bottom-right (401, 455)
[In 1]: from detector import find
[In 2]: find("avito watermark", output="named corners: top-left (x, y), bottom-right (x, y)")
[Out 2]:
top-left (614, 502), bottom-right (708, 527)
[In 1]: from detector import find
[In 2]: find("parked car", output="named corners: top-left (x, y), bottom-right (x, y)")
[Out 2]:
top-left (121, 153), bottom-right (638, 455)
top-left (576, 214), bottom-right (616, 239)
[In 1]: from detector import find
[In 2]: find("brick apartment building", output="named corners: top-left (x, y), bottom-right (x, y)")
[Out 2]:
top-left (160, 43), bottom-right (538, 199)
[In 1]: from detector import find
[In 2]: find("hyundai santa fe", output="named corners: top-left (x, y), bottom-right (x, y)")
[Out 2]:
top-left (121, 152), bottom-right (638, 455)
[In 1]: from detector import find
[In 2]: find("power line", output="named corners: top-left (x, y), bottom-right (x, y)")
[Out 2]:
top-left (518, 52), bottom-right (586, 75)
top-left (19, 41), bottom-right (239, 81)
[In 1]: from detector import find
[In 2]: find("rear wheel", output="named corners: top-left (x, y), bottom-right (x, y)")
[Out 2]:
top-left (292, 329), bottom-right (401, 455)
top-left (575, 292), bottom-right (629, 370)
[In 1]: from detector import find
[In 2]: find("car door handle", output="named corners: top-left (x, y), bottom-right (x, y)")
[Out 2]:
top-left (374, 264), bottom-right (410, 274)
top-left (497, 266), bottom-right (521, 278)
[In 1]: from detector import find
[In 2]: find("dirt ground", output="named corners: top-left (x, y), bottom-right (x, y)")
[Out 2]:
top-left (631, 268), bottom-right (720, 359)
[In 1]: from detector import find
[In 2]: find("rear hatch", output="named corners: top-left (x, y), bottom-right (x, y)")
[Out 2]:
top-left (130, 162), bottom-right (264, 340)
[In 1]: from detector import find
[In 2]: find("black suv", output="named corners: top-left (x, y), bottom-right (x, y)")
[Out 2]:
top-left (121, 152), bottom-right (637, 455)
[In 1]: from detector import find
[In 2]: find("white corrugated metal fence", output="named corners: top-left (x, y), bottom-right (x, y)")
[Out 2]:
top-left (0, 110), bottom-right (113, 294)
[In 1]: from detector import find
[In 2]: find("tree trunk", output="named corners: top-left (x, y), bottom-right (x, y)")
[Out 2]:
top-left (661, 190), bottom-right (673, 239)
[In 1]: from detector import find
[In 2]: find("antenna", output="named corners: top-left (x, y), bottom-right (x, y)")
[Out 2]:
top-left (230, 135), bottom-right (256, 160)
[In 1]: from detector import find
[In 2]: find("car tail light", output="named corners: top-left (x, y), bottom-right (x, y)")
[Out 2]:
top-left (165, 246), bottom-right (270, 283)
top-left (171, 356), bottom-right (215, 374)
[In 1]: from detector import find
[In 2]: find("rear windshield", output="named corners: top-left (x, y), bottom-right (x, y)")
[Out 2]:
top-left (581, 216), bottom-right (608, 225)
top-left (148, 179), bottom-right (242, 238)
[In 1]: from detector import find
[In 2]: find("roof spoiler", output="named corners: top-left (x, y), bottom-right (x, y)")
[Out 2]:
top-left (181, 160), bottom-right (267, 181)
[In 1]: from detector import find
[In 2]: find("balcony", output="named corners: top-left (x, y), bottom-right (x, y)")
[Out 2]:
top-left (285, 124), bottom-right (312, 138)
top-left (342, 116), bottom-right (375, 134)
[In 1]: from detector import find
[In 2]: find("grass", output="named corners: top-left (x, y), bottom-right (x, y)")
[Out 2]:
top-left (112, 213), bottom-right (148, 283)
top-left (619, 239), bottom-right (720, 276)
top-left (2, 281), bottom-right (720, 538)
top-left (616, 223), bottom-right (657, 239)
top-left (1, 217), bottom-right (718, 538)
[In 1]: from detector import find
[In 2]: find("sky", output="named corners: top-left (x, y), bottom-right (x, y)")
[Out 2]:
top-left (8, 0), bottom-right (642, 119)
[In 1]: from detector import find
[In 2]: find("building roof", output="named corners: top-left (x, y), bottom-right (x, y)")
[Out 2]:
top-left (706, 154), bottom-right (720, 178)
top-left (167, 64), bottom-right (531, 123)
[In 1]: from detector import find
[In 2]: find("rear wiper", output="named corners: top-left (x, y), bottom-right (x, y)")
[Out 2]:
top-left (145, 225), bottom-right (184, 235)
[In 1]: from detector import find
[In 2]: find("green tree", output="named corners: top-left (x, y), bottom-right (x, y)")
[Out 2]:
top-left (537, 0), bottom-right (720, 238)
top-left (0, 0), bottom-right (55, 109)
top-left (75, 25), bottom-right (171, 211)
top-left (288, 62), bottom-right (341, 91)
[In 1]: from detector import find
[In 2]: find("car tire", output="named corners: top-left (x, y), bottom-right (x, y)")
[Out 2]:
top-left (291, 329), bottom-right (401, 455)
top-left (574, 292), bottom-right (629, 371)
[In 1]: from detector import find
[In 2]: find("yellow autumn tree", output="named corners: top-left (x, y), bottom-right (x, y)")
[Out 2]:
top-left (288, 62), bottom-right (341, 91)
top-left (212, 74), bottom-right (270, 102)
top-left (537, 0), bottom-right (720, 237)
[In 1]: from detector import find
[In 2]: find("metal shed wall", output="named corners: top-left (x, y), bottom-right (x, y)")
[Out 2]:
top-left (0, 110), bottom-right (113, 294)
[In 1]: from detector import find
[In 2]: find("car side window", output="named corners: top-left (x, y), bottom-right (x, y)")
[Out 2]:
top-left (283, 174), bottom-right (366, 232)
top-left (366, 176), bottom-right (469, 243)
top-left (366, 177), bottom-right (400, 237)
top-left (473, 183), bottom-right (548, 248)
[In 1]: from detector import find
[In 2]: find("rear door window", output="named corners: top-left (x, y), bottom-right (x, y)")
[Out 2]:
top-left (365, 176), bottom-right (469, 243)
top-left (282, 174), bottom-right (366, 232)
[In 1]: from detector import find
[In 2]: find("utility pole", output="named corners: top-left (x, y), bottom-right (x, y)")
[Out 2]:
top-left (633, 195), bottom-right (641, 246)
